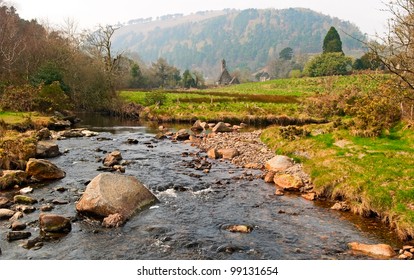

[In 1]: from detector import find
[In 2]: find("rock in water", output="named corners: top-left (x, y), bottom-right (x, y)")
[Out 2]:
top-left (348, 242), bottom-right (396, 258)
top-left (102, 213), bottom-right (125, 228)
top-left (7, 231), bottom-right (31, 241)
top-left (76, 173), bottom-right (158, 220)
top-left (39, 214), bottom-right (71, 233)
top-left (103, 151), bottom-right (123, 167)
top-left (0, 209), bottom-right (15, 220)
top-left (26, 158), bottom-right (65, 181)
top-left (212, 122), bottom-right (233, 133)
top-left (36, 140), bottom-right (61, 158)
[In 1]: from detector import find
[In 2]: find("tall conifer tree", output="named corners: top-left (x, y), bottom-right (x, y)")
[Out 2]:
top-left (323, 26), bottom-right (343, 54)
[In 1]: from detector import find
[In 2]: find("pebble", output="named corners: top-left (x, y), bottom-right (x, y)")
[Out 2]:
top-left (40, 204), bottom-right (54, 212)
top-left (19, 187), bottom-right (33, 194)
top-left (398, 245), bottom-right (414, 260)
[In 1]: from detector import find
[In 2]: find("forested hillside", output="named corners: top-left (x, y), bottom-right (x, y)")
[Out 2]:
top-left (113, 8), bottom-right (366, 77)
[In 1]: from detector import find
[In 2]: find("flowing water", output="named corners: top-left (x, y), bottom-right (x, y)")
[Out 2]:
top-left (0, 115), bottom-right (403, 260)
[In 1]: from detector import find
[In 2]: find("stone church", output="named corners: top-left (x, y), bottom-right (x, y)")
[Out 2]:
top-left (217, 59), bottom-right (239, 85)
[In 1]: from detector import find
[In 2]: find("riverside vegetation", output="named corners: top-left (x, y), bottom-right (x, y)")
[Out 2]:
top-left (121, 73), bottom-right (414, 241)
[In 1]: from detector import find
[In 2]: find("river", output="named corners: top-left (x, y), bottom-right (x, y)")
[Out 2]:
top-left (0, 115), bottom-right (403, 260)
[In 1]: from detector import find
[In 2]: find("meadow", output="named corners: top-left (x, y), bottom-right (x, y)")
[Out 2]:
top-left (122, 73), bottom-right (414, 239)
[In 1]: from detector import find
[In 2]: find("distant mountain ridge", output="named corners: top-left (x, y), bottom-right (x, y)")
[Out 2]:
top-left (112, 8), bottom-right (366, 78)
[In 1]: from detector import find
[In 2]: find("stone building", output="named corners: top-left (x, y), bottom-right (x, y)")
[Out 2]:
top-left (217, 59), bottom-right (239, 85)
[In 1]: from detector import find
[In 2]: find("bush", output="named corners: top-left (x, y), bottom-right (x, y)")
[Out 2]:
top-left (34, 81), bottom-right (71, 112)
top-left (143, 91), bottom-right (167, 106)
top-left (345, 90), bottom-right (402, 137)
top-left (304, 85), bottom-right (402, 137)
top-left (304, 53), bottom-right (353, 77)
top-left (0, 85), bottom-right (38, 111)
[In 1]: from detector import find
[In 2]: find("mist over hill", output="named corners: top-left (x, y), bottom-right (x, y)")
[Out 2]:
top-left (112, 8), bottom-right (366, 79)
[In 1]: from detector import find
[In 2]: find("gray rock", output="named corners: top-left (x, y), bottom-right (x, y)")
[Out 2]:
top-left (212, 122), bottom-right (233, 133)
top-left (76, 173), bottom-right (158, 220)
top-left (36, 140), bottom-right (61, 158)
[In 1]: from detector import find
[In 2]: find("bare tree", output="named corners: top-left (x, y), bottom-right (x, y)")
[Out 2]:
top-left (370, 0), bottom-right (414, 95)
top-left (83, 25), bottom-right (123, 93)
top-left (0, 5), bottom-right (26, 81)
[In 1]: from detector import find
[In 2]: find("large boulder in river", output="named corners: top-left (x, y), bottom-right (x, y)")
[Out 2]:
top-left (265, 155), bottom-right (294, 172)
top-left (76, 173), bottom-right (158, 220)
top-left (36, 140), bottom-right (61, 158)
top-left (26, 158), bottom-right (66, 181)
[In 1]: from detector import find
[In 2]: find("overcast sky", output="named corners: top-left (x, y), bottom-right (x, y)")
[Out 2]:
top-left (7, 0), bottom-right (390, 36)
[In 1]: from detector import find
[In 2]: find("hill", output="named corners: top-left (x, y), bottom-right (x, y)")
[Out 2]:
top-left (112, 8), bottom-right (366, 79)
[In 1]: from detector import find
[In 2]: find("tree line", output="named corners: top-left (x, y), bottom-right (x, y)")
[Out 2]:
top-left (0, 3), bottom-right (204, 115)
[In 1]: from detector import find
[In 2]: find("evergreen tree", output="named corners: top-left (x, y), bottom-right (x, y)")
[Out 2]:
top-left (279, 47), bottom-right (293, 60)
top-left (323, 26), bottom-right (343, 54)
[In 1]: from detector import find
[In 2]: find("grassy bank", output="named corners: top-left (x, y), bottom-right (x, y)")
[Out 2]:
top-left (0, 111), bottom-right (50, 127)
top-left (261, 123), bottom-right (414, 239)
top-left (121, 73), bottom-right (413, 240)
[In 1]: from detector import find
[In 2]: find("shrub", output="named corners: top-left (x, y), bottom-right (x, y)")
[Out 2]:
top-left (345, 90), bottom-right (402, 137)
top-left (34, 81), bottom-right (71, 112)
top-left (0, 85), bottom-right (38, 111)
top-left (304, 84), bottom-right (402, 137)
top-left (304, 53), bottom-right (353, 77)
top-left (143, 91), bottom-right (167, 106)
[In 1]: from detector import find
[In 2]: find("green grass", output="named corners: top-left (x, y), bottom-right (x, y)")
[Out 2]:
top-left (121, 74), bottom-right (392, 122)
top-left (261, 123), bottom-right (414, 239)
top-left (120, 90), bottom-right (299, 122)
top-left (121, 73), bottom-right (414, 239)
top-left (0, 111), bottom-right (50, 125)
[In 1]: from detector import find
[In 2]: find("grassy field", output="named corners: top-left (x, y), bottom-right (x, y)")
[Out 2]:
top-left (261, 122), bottom-right (414, 239)
top-left (121, 74), bottom-right (392, 122)
top-left (121, 73), bottom-right (414, 239)
top-left (0, 111), bottom-right (50, 126)
top-left (120, 89), bottom-right (300, 122)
